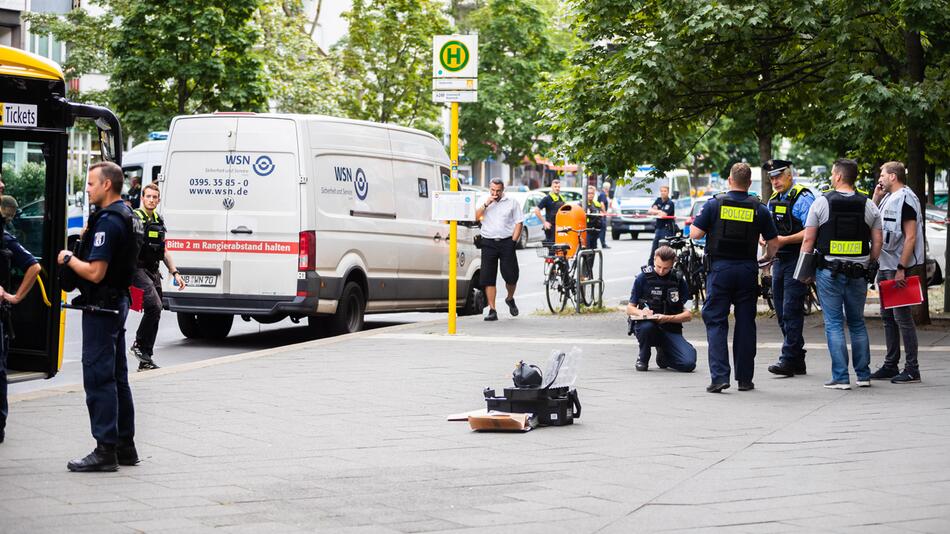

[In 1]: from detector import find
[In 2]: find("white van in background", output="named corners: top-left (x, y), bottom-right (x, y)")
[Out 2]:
top-left (158, 113), bottom-right (483, 338)
top-left (122, 134), bottom-right (168, 187)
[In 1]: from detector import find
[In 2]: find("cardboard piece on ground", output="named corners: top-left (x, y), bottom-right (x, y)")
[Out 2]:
top-left (446, 409), bottom-right (488, 421)
top-left (468, 411), bottom-right (534, 432)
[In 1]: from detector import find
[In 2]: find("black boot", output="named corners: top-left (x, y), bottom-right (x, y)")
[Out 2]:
top-left (768, 360), bottom-right (805, 377)
top-left (117, 440), bottom-right (140, 466)
top-left (67, 444), bottom-right (118, 472)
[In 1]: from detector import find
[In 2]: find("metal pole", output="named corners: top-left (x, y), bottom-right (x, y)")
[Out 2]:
top-left (448, 102), bottom-right (459, 334)
top-left (576, 164), bottom-right (586, 313)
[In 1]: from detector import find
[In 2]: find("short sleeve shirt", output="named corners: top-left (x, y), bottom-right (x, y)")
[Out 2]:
top-left (2, 231), bottom-right (38, 271)
top-left (768, 186), bottom-right (815, 226)
top-left (805, 191), bottom-right (882, 266)
top-left (87, 202), bottom-right (130, 263)
top-left (537, 193), bottom-right (565, 224)
top-left (480, 196), bottom-right (524, 239)
top-left (692, 191), bottom-right (778, 241)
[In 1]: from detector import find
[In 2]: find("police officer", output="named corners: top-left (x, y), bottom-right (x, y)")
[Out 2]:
top-left (647, 185), bottom-right (676, 266)
top-left (534, 178), bottom-right (565, 244)
top-left (626, 245), bottom-right (697, 372)
top-left (763, 160), bottom-right (815, 377)
top-left (129, 183), bottom-right (186, 371)
top-left (584, 185), bottom-right (606, 249)
top-left (802, 158), bottom-right (882, 390)
top-left (598, 181), bottom-right (612, 248)
top-left (0, 183), bottom-right (42, 445)
top-left (690, 163), bottom-right (779, 393)
top-left (58, 161), bottom-right (142, 471)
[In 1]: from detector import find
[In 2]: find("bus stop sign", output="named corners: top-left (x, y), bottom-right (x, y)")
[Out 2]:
top-left (433, 35), bottom-right (478, 79)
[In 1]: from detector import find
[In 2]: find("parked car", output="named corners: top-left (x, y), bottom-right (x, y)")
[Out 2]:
top-left (610, 169), bottom-right (691, 240)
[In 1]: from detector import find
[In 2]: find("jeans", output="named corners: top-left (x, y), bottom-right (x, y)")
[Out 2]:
top-left (877, 269), bottom-right (919, 371)
top-left (772, 255), bottom-right (807, 364)
top-left (132, 268), bottom-right (164, 355)
top-left (815, 269), bottom-right (871, 383)
top-left (702, 260), bottom-right (759, 384)
top-left (633, 320), bottom-right (697, 372)
top-left (82, 297), bottom-right (135, 445)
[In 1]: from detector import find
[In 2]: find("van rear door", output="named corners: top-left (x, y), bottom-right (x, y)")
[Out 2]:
top-left (225, 117), bottom-right (300, 297)
top-left (161, 116), bottom-right (237, 295)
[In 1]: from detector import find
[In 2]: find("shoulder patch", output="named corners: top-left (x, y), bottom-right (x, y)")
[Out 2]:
top-left (93, 231), bottom-right (106, 247)
top-left (641, 265), bottom-right (654, 274)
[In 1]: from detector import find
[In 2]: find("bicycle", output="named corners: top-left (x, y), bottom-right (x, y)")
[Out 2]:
top-left (539, 228), bottom-right (603, 313)
top-left (759, 267), bottom-right (821, 316)
top-left (659, 234), bottom-right (706, 307)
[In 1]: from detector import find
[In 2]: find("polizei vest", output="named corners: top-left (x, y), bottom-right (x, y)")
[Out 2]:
top-left (640, 266), bottom-right (685, 333)
top-left (134, 208), bottom-right (167, 270)
top-left (704, 193), bottom-right (760, 262)
top-left (79, 201), bottom-right (144, 291)
top-left (769, 183), bottom-right (810, 255)
top-left (879, 187), bottom-right (925, 271)
top-left (816, 191), bottom-right (872, 259)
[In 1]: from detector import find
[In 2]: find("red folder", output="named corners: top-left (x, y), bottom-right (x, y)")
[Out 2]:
top-left (879, 275), bottom-right (923, 309)
top-left (128, 285), bottom-right (144, 312)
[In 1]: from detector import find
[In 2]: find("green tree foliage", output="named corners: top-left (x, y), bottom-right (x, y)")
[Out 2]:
top-left (2, 163), bottom-right (46, 205)
top-left (458, 0), bottom-right (563, 164)
top-left (336, 0), bottom-right (451, 132)
top-left (255, 0), bottom-right (342, 114)
top-left (109, 1), bottom-right (269, 139)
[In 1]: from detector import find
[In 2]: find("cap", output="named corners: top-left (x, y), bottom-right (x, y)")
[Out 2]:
top-left (763, 159), bottom-right (793, 177)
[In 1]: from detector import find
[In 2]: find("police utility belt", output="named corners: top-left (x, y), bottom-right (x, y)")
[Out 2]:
top-left (816, 256), bottom-right (878, 283)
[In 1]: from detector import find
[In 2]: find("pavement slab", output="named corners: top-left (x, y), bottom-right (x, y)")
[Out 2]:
top-left (2, 311), bottom-right (949, 532)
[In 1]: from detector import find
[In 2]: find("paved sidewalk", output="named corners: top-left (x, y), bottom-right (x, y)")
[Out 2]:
top-left (2, 311), bottom-right (950, 533)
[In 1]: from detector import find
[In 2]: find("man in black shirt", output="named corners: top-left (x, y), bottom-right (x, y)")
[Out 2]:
top-left (647, 185), bottom-right (676, 266)
top-left (534, 178), bottom-right (566, 244)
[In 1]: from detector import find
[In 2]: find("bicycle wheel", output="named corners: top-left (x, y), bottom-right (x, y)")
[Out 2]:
top-left (545, 261), bottom-right (570, 313)
top-left (579, 255), bottom-right (597, 307)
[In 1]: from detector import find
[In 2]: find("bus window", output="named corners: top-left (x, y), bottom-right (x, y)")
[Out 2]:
top-left (3, 141), bottom-right (49, 260)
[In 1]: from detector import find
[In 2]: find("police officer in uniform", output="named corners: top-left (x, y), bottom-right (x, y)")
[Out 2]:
top-left (648, 185), bottom-right (676, 266)
top-left (584, 185), bottom-right (606, 249)
top-left (0, 176), bottom-right (42, 444)
top-left (58, 162), bottom-right (142, 471)
top-left (129, 183), bottom-right (186, 371)
top-left (763, 160), bottom-right (815, 377)
top-left (690, 163), bottom-right (779, 393)
top-left (802, 159), bottom-right (882, 389)
top-left (626, 245), bottom-right (697, 372)
top-left (534, 178), bottom-right (566, 244)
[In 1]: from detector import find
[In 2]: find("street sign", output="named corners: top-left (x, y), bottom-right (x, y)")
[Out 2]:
top-left (432, 91), bottom-right (478, 103)
top-left (433, 78), bottom-right (478, 91)
top-left (433, 35), bottom-right (478, 79)
top-left (432, 191), bottom-right (477, 221)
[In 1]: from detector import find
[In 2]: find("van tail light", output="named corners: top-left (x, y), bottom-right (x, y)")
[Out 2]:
top-left (298, 231), bottom-right (315, 271)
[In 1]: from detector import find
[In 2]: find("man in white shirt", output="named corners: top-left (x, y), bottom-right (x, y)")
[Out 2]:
top-left (475, 178), bottom-right (524, 321)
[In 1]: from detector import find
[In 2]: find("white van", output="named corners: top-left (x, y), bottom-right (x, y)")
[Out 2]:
top-left (122, 138), bottom-right (168, 187)
top-left (158, 113), bottom-right (483, 338)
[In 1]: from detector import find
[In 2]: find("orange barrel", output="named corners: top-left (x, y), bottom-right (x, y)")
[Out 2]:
top-left (555, 203), bottom-right (587, 258)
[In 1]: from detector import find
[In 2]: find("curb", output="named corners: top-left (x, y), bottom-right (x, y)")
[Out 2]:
top-left (9, 317), bottom-right (448, 404)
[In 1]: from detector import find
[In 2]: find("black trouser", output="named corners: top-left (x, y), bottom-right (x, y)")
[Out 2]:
top-left (1, 320), bottom-right (7, 437)
top-left (648, 224), bottom-right (676, 266)
top-left (480, 237), bottom-right (519, 287)
top-left (132, 268), bottom-right (163, 356)
top-left (82, 297), bottom-right (134, 445)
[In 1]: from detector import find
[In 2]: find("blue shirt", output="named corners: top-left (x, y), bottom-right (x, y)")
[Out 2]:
top-left (2, 231), bottom-right (38, 271)
top-left (692, 191), bottom-right (778, 241)
top-left (87, 202), bottom-right (130, 263)
top-left (768, 186), bottom-right (815, 226)
top-left (630, 271), bottom-right (690, 307)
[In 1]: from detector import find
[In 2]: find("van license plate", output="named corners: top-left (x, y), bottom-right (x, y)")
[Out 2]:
top-left (181, 275), bottom-right (217, 287)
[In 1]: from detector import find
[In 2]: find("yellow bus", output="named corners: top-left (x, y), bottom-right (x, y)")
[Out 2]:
top-left (1, 45), bottom-right (123, 384)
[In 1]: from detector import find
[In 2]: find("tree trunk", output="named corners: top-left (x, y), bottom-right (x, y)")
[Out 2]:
top-left (905, 29), bottom-right (930, 324)
top-left (758, 133), bottom-right (773, 200)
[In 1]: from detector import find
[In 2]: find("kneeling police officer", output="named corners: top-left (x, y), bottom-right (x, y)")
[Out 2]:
top-left (59, 162), bottom-right (143, 472)
top-left (626, 245), bottom-right (697, 372)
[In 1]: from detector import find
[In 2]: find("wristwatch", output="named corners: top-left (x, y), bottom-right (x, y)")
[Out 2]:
top-left (64, 253), bottom-right (72, 265)
top-left (171, 270), bottom-right (180, 276)
top-left (897, 264), bottom-right (906, 271)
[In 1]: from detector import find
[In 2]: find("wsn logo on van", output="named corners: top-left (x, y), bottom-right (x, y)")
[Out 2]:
top-left (334, 166), bottom-right (369, 200)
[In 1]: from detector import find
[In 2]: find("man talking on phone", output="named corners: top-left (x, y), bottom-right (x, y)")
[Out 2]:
top-left (475, 178), bottom-right (524, 321)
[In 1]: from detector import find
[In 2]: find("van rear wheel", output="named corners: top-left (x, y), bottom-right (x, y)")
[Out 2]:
top-left (461, 275), bottom-right (486, 316)
top-left (330, 282), bottom-right (365, 335)
top-left (177, 312), bottom-right (202, 339)
top-left (196, 313), bottom-right (234, 339)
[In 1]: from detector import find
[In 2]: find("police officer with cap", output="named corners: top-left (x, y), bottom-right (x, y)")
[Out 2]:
top-left (763, 159), bottom-right (815, 377)
top-left (534, 178), bottom-right (565, 244)
top-left (58, 161), bottom-right (142, 471)
top-left (0, 177), bottom-right (42, 445)
top-left (801, 158), bottom-right (882, 390)
top-left (129, 183), bottom-right (186, 371)
top-left (626, 245), bottom-right (697, 372)
top-left (690, 162), bottom-right (779, 393)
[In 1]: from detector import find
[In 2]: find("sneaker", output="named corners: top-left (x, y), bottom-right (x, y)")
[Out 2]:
top-left (138, 360), bottom-right (160, 372)
top-left (870, 365), bottom-right (900, 380)
top-left (635, 360), bottom-right (648, 372)
top-left (128, 344), bottom-right (148, 364)
top-left (706, 383), bottom-right (730, 393)
top-left (823, 380), bottom-right (851, 390)
top-left (856, 379), bottom-right (871, 387)
top-left (505, 298), bottom-right (519, 317)
top-left (891, 369), bottom-right (921, 384)
top-left (484, 309), bottom-right (498, 321)
top-left (738, 381), bottom-right (754, 391)
top-left (67, 445), bottom-right (118, 472)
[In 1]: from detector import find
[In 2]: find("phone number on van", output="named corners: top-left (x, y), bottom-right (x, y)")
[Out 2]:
top-left (188, 177), bottom-right (250, 197)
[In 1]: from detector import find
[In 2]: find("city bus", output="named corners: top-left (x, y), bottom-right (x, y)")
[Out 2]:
top-left (1, 45), bottom-right (123, 384)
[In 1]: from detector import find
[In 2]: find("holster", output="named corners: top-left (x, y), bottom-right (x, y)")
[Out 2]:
top-left (77, 285), bottom-right (127, 310)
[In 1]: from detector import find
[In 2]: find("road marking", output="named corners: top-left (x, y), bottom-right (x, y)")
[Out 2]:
top-left (373, 333), bottom-right (950, 353)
